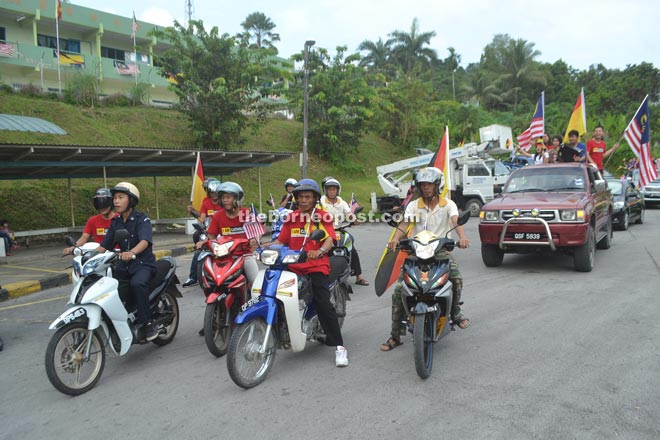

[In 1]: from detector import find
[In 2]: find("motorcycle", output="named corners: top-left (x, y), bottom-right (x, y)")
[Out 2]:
top-left (396, 211), bottom-right (470, 379)
top-left (226, 229), bottom-right (347, 389)
top-left (196, 227), bottom-right (252, 357)
top-left (45, 231), bottom-right (182, 395)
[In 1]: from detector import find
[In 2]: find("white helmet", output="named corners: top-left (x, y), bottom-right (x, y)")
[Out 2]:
top-left (284, 178), bottom-right (297, 189)
top-left (414, 167), bottom-right (445, 194)
top-left (111, 182), bottom-right (140, 207)
top-left (322, 177), bottom-right (341, 196)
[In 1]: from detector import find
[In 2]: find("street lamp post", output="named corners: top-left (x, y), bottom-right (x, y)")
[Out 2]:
top-left (302, 40), bottom-right (315, 179)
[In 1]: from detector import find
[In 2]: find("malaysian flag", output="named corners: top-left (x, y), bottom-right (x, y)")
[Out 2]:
top-left (0, 42), bottom-right (13, 57)
top-left (114, 60), bottom-right (138, 75)
top-left (516, 92), bottom-right (545, 151)
top-left (349, 193), bottom-right (360, 213)
top-left (244, 204), bottom-right (266, 242)
top-left (624, 95), bottom-right (657, 188)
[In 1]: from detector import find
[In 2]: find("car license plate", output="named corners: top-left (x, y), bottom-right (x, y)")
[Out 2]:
top-left (514, 232), bottom-right (542, 240)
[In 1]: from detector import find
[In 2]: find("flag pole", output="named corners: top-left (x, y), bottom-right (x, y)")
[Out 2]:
top-left (55, 0), bottom-right (61, 93)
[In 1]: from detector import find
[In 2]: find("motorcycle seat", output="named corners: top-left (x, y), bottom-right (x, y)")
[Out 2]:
top-left (149, 259), bottom-right (173, 290)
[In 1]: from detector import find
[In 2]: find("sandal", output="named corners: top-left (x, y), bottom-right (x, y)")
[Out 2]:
top-left (379, 337), bottom-right (403, 351)
top-left (355, 278), bottom-right (370, 286)
top-left (453, 316), bottom-right (470, 330)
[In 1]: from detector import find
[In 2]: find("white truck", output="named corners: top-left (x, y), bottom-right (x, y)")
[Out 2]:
top-left (376, 139), bottom-right (511, 216)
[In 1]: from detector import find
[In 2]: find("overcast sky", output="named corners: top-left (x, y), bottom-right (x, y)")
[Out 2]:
top-left (73, 0), bottom-right (658, 71)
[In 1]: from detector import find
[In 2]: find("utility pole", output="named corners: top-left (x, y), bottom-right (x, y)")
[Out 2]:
top-left (302, 40), bottom-right (315, 179)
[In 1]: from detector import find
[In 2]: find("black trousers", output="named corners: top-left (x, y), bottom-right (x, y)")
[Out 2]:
top-left (350, 247), bottom-right (362, 277)
top-left (309, 272), bottom-right (343, 347)
top-left (116, 265), bottom-right (156, 324)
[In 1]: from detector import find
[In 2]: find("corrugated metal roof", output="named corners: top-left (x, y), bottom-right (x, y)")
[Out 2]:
top-left (0, 114), bottom-right (67, 135)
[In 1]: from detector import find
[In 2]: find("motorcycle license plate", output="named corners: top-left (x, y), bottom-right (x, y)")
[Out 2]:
top-left (62, 307), bottom-right (86, 325)
top-left (241, 297), bottom-right (260, 312)
top-left (514, 232), bottom-right (542, 240)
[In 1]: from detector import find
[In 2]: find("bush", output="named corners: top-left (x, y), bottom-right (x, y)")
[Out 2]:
top-left (101, 93), bottom-right (131, 107)
top-left (128, 82), bottom-right (150, 106)
top-left (64, 71), bottom-right (99, 107)
top-left (0, 83), bottom-right (13, 94)
top-left (17, 83), bottom-right (43, 97)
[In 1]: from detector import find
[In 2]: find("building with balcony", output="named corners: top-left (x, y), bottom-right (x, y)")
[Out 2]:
top-left (0, 0), bottom-right (176, 104)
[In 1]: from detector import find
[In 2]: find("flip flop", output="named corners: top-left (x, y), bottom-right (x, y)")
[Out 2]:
top-left (379, 337), bottom-right (403, 351)
top-left (355, 279), bottom-right (370, 286)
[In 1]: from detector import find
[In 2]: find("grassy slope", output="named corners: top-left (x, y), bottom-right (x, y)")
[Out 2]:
top-left (0, 93), bottom-right (408, 230)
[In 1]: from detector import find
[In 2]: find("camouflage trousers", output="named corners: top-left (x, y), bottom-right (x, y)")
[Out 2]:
top-left (390, 252), bottom-right (463, 339)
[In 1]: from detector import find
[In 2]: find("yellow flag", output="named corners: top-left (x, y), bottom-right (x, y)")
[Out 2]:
top-left (564, 88), bottom-right (587, 140)
top-left (190, 152), bottom-right (206, 211)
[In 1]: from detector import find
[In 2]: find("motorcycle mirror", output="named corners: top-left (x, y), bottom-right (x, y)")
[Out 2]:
top-left (266, 199), bottom-right (274, 207)
top-left (354, 206), bottom-right (364, 215)
top-left (192, 223), bottom-right (203, 231)
top-left (457, 211), bottom-right (470, 226)
top-left (64, 236), bottom-right (76, 247)
top-left (309, 229), bottom-right (325, 242)
top-left (114, 229), bottom-right (129, 251)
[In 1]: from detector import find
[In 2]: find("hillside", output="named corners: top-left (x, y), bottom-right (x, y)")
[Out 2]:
top-left (0, 92), bottom-right (409, 230)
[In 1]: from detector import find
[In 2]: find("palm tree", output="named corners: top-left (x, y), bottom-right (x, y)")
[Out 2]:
top-left (387, 18), bottom-right (438, 73)
top-left (239, 12), bottom-right (280, 51)
top-left (500, 38), bottom-right (544, 110)
top-left (462, 69), bottom-right (502, 108)
top-left (357, 38), bottom-right (391, 71)
top-left (445, 47), bottom-right (461, 101)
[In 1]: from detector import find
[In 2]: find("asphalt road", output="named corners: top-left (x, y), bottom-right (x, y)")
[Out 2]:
top-left (1, 211), bottom-right (660, 440)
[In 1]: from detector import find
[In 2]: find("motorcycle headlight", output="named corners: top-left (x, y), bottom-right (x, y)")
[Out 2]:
top-left (412, 241), bottom-right (439, 260)
top-left (260, 249), bottom-right (280, 265)
top-left (282, 253), bottom-right (301, 264)
top-left (212, 241), bottom-right (233, 257)
top-left (560, 209), bottom-right (585, 222)
top-left (73, 260), bottom-right (82, 277)
top-left (613, 201), bottom-right (624, 210)
top-left (82, 257), bottom-right (103, 276)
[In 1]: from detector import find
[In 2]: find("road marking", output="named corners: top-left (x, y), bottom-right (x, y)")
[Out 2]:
top-left (2, 264), bottom-right (69, 274)
top-left (0, 295), bottom-right (68, 311)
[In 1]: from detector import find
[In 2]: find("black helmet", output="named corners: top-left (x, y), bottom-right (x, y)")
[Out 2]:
top-left (93, 188), bottom-right (113, 211)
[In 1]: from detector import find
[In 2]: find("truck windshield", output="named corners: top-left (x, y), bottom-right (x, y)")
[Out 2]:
top-left (504, 168), bottom-right (586, 193)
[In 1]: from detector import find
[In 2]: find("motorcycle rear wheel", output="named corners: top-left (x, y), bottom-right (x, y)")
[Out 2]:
top-left (204, 301), bottom-right (231, 357)
top-left (227, 318), bottom-right (277, 389)
top-left (413, 313), bottom-right (434, 379)
top-left (152, 291), bottom-right (180, 346)
top-left (45, 322), bottom-right (106, 395)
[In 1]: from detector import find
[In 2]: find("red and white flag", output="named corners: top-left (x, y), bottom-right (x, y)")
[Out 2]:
top-left (624, 95), bottom-right (657, 188)
top-left (516, 92), bottom-right (544, 151)
top-left (244, 204), bottom-right (265, 242)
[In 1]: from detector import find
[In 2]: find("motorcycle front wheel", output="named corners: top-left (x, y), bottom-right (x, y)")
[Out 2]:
top-left (45, 322), bottom-right (106, 396)
top-left (227, 318), bottom-right (277, 389)
top-left (413, 313), bottom-right (434, 379)
top-left (204, 301), bottom-right (231, 357)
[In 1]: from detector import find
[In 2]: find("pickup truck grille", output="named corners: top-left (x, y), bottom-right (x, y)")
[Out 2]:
top-left (501, 210), bottom-right (556, 221)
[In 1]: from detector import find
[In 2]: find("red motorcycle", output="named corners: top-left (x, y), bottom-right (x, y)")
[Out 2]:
top-left (197, 233), bottom-right (252, 357)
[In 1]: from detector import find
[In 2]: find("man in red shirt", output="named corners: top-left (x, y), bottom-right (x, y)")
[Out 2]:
top-left (268, 178), bottom-right (348, 367)
top-left (63, 188), bottom-right (117, 254)
top-left (587, 125), bottom-right (620, 173)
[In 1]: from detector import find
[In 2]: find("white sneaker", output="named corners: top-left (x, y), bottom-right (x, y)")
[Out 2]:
top-left (335, 346), bottom-right (348, 367)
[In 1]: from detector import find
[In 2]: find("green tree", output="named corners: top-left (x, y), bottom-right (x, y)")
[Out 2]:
top-left (238, 12), bottom-right (280, 52)
top-left (153, 20), bottom-right (277, 149)
top-left (445, 47), bottom-right (461, 101)
top-left (462, 67), bottom-right (502, 108)
top-left (357, 38), bottom-right (391, 73)
top-left (290, 46), bottom-right (375, 164)
top-left (387, 18), bottom-right (438, 73)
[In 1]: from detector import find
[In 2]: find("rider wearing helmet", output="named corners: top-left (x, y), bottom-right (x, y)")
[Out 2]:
top-left (183, 179), bottom-right (224, 287)
top-left (202, 181), bottom-right (260, 285)
top-left (63, 188), bottom-right (117, 255)
top-left (280, 178), bottom-right (298, 210)
top-left (320, 177), bottom-right (369, 287)
top-left (98, 182), bottom-right (159, 341)
top-left (380, 167), bottom-right (471, 352)
top-left (268, 178), bottom-right (349, 367)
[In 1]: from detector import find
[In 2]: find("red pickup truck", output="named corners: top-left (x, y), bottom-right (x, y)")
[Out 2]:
top-left (478, 163), bottom-right (613, 272)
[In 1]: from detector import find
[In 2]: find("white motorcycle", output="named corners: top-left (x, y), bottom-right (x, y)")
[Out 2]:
top-left (45, 231), bottom-right (182, 395)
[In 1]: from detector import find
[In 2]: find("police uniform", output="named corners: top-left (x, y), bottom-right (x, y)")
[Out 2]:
top-left (101, 210), bottom-right (156, 324)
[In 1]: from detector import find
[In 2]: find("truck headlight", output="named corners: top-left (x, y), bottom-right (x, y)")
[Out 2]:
top-left (560, 210), bottom-right (585, 222)
top-left (481, 211), bottom-right (499, 222)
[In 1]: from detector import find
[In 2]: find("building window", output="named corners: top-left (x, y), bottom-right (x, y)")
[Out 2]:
top-left (37, 34), bottom-right (81, 53)
top-left (101, 46), bottom-right (126, 61)
top-left (0, 27), bottom-right (6, 41)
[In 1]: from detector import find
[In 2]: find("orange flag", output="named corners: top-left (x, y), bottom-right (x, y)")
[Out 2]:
top-left (564, 88), bottom-right (587, 140)
top-left (190, 152), bottom-right (206, 211)
top-left (429, 126), bottom-right (451, 199)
